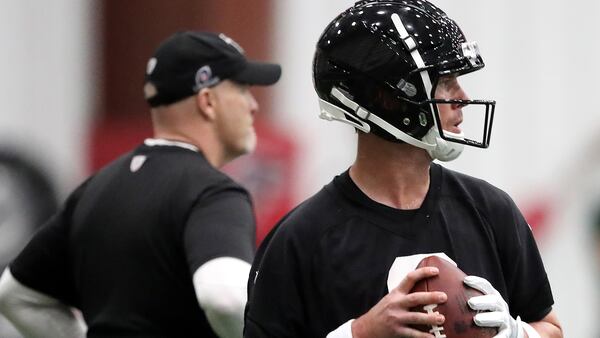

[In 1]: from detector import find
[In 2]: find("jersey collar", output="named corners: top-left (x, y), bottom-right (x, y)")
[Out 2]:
top-left (143, 138), bottom-right (199, 152)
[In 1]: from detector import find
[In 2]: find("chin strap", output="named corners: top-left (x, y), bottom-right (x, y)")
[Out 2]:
top-left (318, 97), bottom-right (371, 133)
top-left (421, 127), bottom-right (465, 162)
top-left (319, 87), bottom-right (436, 151)
top-left (319, 86), bottom-right (467, 161)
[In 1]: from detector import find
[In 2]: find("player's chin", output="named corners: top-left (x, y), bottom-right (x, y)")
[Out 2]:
top-left (444, 126), bottom-right (461, 134)
top-left (240, 133), bottom-right (257, 155)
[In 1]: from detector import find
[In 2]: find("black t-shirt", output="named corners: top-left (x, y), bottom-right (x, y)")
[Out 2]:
top-left (245, 163), bottom-right (554, 338)
top-left (10, 142), bottom-right (256, 337)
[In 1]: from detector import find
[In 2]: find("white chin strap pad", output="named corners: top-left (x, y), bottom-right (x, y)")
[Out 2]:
top-left (422, 127), bottom-right (464, 161)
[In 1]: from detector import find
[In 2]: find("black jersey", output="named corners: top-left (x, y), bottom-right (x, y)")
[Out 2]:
top-left (245, 163), bottom-right (554, 338)
top-left (10, 142), bottom-right (256, 337)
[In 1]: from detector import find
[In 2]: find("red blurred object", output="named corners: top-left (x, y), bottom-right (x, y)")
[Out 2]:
top-left (89, 116), bottom-right (153, 172)
top-left (222, 119), bottom-right (296, 246)
top-left (521, 199), bottom-right (553, 238)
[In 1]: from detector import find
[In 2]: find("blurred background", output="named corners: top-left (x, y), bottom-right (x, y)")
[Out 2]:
top-left (0, 0), bottom-right (597, 336)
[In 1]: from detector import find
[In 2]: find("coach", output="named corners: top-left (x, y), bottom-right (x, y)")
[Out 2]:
top-left (0, 31), bottom-right (280, 338)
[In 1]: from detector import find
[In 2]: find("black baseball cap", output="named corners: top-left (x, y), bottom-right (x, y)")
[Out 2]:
top-left (144, 31), bottom-right (282, 107)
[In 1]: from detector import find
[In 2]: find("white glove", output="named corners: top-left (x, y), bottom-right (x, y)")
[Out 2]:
top-left (463, 275), bottom-right (525, 338)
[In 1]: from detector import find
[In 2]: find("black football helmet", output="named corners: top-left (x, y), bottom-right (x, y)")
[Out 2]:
top-left (313, 0), bottom-right (495, 161)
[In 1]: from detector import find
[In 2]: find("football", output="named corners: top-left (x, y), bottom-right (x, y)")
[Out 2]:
top-left (409, 255), bottom-right (497, 338)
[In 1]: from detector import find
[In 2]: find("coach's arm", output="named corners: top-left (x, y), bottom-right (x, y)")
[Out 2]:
top-left (193, 257), bottom-right (251, 338)
top-left (0, 268), bottom-right (86, 338)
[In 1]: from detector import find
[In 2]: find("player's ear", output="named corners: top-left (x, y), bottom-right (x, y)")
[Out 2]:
top-left (195, 88), bottom-right (217, 121)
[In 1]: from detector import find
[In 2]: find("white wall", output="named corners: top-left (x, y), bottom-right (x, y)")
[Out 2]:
top-left (271, 0), bottom-right (359, 201)
top-left (438, 3), bottom-right (600, 336)
top-left (0, 1), bottom-right (96, 336)
top-left (273, 0), bottom-right (599, 336)
top-left (0, 0), bottom-right (97, 199)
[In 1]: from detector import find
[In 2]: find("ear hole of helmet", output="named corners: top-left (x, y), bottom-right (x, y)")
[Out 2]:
top-left (350, 78), bottom-right (433, 141)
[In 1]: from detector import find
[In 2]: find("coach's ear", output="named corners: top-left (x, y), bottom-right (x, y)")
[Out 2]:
top-left (195, 88), bottom-right (217, 121)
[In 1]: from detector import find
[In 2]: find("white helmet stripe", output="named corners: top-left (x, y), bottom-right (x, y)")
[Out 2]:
top-left (391, 13), bottom-right (437, 127)
top-left (391, 13), bottom-right (433, 96)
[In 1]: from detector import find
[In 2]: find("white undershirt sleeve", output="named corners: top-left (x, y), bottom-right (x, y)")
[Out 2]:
top-left (192, 256), bottom-right (251, 338)
top-left (0, 268), bottom-right (86, 338)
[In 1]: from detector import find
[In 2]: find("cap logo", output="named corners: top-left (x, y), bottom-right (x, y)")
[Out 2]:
top-left (146, 57), bottom-right (157, 75)
top-left (194, 65), bottom-right (220, 90)
top-left (218, 33), bottom-right (245, 54)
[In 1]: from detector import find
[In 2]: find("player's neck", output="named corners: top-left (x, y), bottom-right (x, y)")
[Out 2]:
top-left (350, 133), bottom-right (431, 210)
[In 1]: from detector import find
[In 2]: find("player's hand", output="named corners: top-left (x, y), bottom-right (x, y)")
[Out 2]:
top-left (351, 267), bottom-right (447, 338)
top-left (464, 275), bottom-right (525, 338)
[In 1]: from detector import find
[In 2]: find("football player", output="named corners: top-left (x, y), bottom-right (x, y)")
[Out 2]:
top-left (244, 1), bottom-right (562, 337)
